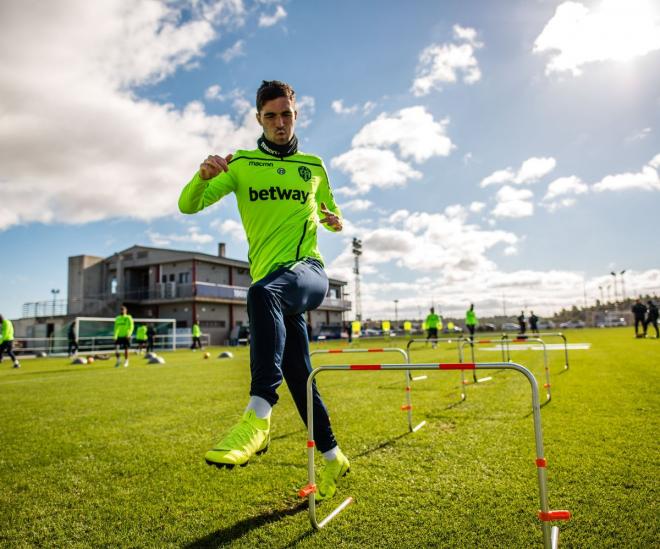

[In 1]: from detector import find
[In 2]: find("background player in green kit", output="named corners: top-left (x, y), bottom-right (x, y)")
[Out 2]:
top-left (179, 80), bottom-right (349, 500)
top-left (114, 305), bottom-right (134, 368)
top-left (135, 324), bottom-right (148, 355)
top-left (465, 304), bottom-right (477, 341)
top-left (425, 307), bottom-right (441, 348)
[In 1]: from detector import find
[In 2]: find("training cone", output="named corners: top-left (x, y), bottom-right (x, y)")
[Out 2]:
top-left (218, 351), bottom-right (234, 359)
top-left (148, 356), bottom-right (166, 364)
top-left (72, 357), bottom-right (87, 365)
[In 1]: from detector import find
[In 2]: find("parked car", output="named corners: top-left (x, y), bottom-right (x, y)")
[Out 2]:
top-left (597, 317), bottom-right (626, 328)
top-left (536, 320), bottom-right (556, 330)
top-left (501, 322), bottom-right (519, 332)
top-left (361, 328), bottom-right (382, 337)
top-left (559, 320), bottom-right (585, 329)
top-left (480, 323), bottom-right (497, 332)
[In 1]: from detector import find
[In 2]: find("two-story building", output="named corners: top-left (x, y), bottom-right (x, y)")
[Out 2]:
top-left (65, 243), bottom-right (350, 344)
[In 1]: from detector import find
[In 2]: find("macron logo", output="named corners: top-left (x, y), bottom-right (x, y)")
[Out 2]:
top-left (249, 186), bottom-right (310, 204)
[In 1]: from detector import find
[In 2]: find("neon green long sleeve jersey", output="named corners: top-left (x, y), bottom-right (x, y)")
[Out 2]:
top-left (135, 325), bottom-right (147, 341)
top-left (114, 314), bottom-right (134, 339)
top-left (178, 148), bottom-right (342, 283)
top-left (466, 309), bottom-right (477, 326)
top-left (192, 324), bottom-right (201, 337)
top-left (425, 313), bottom-right (441, 329)
top-left (1, 319), bottom-right (14, 342)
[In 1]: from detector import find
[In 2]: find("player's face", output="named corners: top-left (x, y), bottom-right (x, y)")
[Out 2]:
top-left (257, 96), bottom-right (297, 145)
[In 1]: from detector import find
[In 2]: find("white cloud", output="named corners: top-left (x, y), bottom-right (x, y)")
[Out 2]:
top-left (0, 0), bottom-right (261, 232)
top-left (205, 84), bottom-right (222, 100)
top-left (258, 4), bottom-right (287, 27)
top-left (480, 168), bottom-right (516, 187)
top-left (341, 199), bottom-right (374, 212)
top-left (534, 0), bottom-right (660, 76)
top-left (147, 226), bottom-right (214, 247)
top-left (492, 186), bottom-right (534, 218)
top-left (220, 39), bottom-right (246, 62)
top-left (543, 175), bottom-right (588, 200)
top-left (331, 100), bottom-right (358, 115)
top-left (331, 148), bottom-right (423, 195)
top-left (469, 201), bottom-right (486, 213)
top-left (591, 153), bottom-right (660, 192)
top-left (295, 95), bottom-right (315, 129)
top-left (480, 157), bottom-right (556, 187)
top-left (515, 157), bottom-right (557, 183)
top-left (593, 166), bottom-right (660, 192)
top-left (210, 218), bottom-right (246, 242)
top-left (351, 106), bottom-right (454, 163)
top-left (412, 25), bottom-right (483, 96)
top-left (626, 127), bottom-right (652, 143)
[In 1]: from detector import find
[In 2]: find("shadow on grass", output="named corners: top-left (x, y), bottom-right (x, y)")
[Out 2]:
top-left (185, 501), bottom-right (309, 548)
top-left (353, 431), bottom-right (409, 459)
top-left (270, 429), bottom-right (305, 442)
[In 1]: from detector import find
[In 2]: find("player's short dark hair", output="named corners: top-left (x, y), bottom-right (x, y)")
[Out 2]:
top-left (256, 80), bottom-right (295, 112)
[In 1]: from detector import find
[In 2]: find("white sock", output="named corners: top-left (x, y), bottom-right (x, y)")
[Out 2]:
top-left (322, 446), bottom-right (340, 461)
top-left (246, 396), bottom-right (272, 419)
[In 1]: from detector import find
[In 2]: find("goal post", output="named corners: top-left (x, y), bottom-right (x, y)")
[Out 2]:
top-left (74, 317), bottom-right (177, 352)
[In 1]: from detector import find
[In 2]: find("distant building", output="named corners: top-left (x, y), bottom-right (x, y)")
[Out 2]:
top-left (19, 243), bottom-right (351, 345)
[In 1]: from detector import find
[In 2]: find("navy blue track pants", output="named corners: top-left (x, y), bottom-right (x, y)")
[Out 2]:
top-left (247, 258), bottom-right (337, 453)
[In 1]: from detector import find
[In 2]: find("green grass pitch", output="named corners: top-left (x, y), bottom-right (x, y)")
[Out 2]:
top-left (0, 329), bottom-right (657, 547)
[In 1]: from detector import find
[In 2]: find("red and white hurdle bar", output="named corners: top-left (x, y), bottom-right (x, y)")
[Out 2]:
top-left (406, 338), bottom-right (468, 398)
top-left (298, 361), bottom-right (571, 549)
top-left (310, 348), bottom-right (426, 433)
top-left (458, 337), bottom-right (552, 403)
top-left (502, 332), bottom-right (570, 371)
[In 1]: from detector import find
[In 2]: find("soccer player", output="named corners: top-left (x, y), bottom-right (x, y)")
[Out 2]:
top-left (465, 304), bottom-right (477, 341)
top-left (113, 305), bottom-right (134, 367)
top-left (0, 314), bottom-right (20, 368)
top-left (67, 321), bottom-right (79, 357)
top-left (517, 311), bottom-right (526, 335)
top-left (178, 80), bottom-right (348, 500)
top-left (529, 311), bottom-right (539, 334)
top-left (632, 298), bottom-right (647, 338)
top-left (146, 324), bottom-right (156, 353)
top-left (425, 307), bottom-right (441, 348)
top-left (190, 322), bottom-right (202, 350)
top-left (135, 324), bottom-right (148, 355)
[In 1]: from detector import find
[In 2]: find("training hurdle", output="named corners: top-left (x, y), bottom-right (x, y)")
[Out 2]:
top-left (298, 361), bottom-right (571, 548)
top-left (406, 338), bottom-right (467, 401)
top-left (310, 348), bottom-right (426, 433)
top-left (468, 337), bottom-right (552, 404)
top-left (502, 333), bottom-right (570, 371)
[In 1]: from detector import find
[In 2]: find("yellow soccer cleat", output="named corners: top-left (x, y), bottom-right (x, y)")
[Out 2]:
top-left (205, 410), bottom-right (270, 468)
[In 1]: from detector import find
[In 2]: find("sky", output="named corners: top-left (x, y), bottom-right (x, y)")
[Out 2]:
top-left (1, 0), bottom-right (659, 321)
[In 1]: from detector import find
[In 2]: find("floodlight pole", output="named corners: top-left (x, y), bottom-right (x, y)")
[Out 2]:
top-left (51, 288), bottom-right (60, 316)
top-left (620, 270), bottom-right (626, 301)
top-left (394, 299), bottom-right (399, 323)
top-left (352, 238), bottom-right (362, 321)
top-left (610, 272), bottom-right (618, 304)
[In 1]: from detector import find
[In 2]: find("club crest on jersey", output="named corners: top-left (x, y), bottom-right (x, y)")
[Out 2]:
top-left (298, 166), bottom-right (312, 182)
top-left (277, 168), bottom-right (286, 175)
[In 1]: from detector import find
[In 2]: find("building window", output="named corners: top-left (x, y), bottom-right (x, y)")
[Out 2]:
top-left (161, 275), bottom-right (167, 283)
top-left (169, 274), bottom-right (175, 282)
top-left (110, 278), bottom-right (117, 294)
top-left (179, 272), bottom-right (190, 284)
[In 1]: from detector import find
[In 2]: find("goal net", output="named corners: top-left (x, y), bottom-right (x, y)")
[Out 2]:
top-left (74, 317), bottom-right (176, 352)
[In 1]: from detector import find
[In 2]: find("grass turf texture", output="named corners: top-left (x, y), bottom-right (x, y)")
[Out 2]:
top-left (0, 329), bottom-right (657, 548)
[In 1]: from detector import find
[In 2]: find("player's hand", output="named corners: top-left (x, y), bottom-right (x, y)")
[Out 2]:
top-left (319, 202), bottom-right (342, 231)
top-left (199, 154), bottom-right (233, 180)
